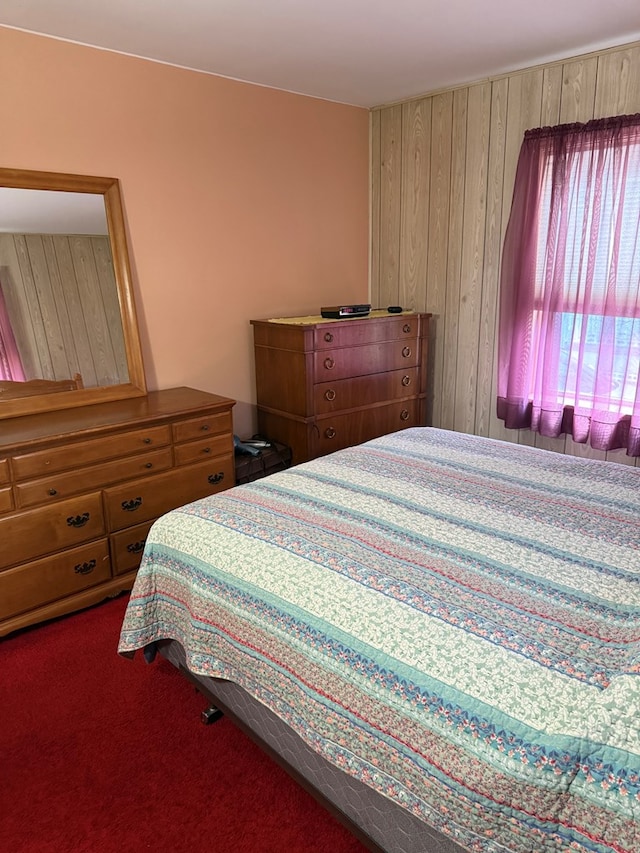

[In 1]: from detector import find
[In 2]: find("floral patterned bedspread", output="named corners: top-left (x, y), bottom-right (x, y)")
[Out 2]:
top-left (118, 427), bottom-right (640, 852)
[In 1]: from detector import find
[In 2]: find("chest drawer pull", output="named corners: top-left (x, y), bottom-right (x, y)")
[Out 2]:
top-left (208, 472), bottom-right (225, 485)
top-left (400, 409), bottom-right (410, 421)
top-left (127, 540), bottom-right (146, 554)
top-left (145, 462), bottom-right (153, 469)
top-left (323, 357), bottom-right (335, 370)
top-left (402, 346), bottom-right (412, 358)
top-left (324, 427), bottom-right (336, 439)
top-left (401, 374), bottom-right (411, 387)
top-left (67, 512), bottom-right (90, 528)
top-left (201, 424), bottom-right (210, 432)
top-left (143, 437), bottom-right (152, 444)
top-left (122, 497), bottom-right (143, 512)
top-left (74, 559), bottom-right (96, 575)
top-left (324, 389), bottom-right (336, 401)
top-left (324, 332), bottom-right (333, 343)
top-left (48, 488), bottom-right (58, 496)
top-left (403, 323), bottom-right (411, 333)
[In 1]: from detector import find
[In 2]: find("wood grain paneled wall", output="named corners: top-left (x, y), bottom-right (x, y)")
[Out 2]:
top-left (371, 41), bottom-right (640, 466)
top-left (0, 233), bottom-right (127, 387)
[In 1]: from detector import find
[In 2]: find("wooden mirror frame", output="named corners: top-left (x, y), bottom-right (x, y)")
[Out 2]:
top-left (0, 167), bottom-right (146, 419)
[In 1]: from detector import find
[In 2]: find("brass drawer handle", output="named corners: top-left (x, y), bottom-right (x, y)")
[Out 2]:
top-left (400, 409), bottom-right (410, 421)
top-left (122, 497), bottom-right (143, 512)
top-left (208, 472), bottom-right (225, 484)
top-left (324, 332), bottom-right (333, 343)
top-left (74, 559), bottom-right (96, 575)
top-left (67, 512), bottom-right (90, 528)
top-left (323, 357), bottom-right (335, 370)
top-left (402, 346), bottom-right (412, 358)
top-left (324, 427), bottom-right (336, 439)
top-left (403, 323), bottom-right (411, 333)
top-left (127, 540), bottom-right (146, 554)
top-left (401, 374), bottom-right (411, 387)
top-left (324, 389), bottom-right (336, 401)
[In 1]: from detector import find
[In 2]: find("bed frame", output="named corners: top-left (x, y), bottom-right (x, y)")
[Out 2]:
top-left (158, 638), bottom-right (470, 853)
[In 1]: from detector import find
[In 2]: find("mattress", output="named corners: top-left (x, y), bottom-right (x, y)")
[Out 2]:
top-left (119, 427), bottom-right (640, 852)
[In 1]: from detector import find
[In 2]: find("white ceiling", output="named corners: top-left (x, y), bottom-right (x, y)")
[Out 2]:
top-left (2, 0), bottom-right (640, 107)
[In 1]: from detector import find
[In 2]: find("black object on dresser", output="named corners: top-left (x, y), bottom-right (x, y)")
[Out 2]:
top-left (251, 310), bottom-right (431, 464)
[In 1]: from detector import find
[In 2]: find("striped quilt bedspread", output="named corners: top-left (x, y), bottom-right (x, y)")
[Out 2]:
top-left (118, 427), bottom-right (640, 853)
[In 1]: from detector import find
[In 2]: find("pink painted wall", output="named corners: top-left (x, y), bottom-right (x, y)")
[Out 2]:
top-left (1, 27), bottom-right (370, 434)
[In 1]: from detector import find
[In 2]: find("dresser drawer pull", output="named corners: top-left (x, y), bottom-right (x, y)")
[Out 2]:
top-left (127, 540), bottom-right (146, 554)
top-left (202, 447), bottom-right (211, 454)
top-left (323, 357), bottom-right (335, 370)
top-left (403, 323), bottom-right (412, 333)
top-left (48, 488), bottom-right (58, 496)
top-left (144, 462), bottom-right (153, 469)
top-left (74, 559), bottom-right (96, 576)
top-left (402, 346), bottom-right (412, 358)
top-left (143, 437), bottom-right (152, 444)
top-left (324, 332), bottom-right (334, 343)
top-left (324, 389), bottom-right (336, 401)
top-left (67, 512), bottom-right (90, 528)
top-left (201, 424), bottom-right (210, 432)
top-left (400, 409), bottom-right (410, 421)
top-left (208, 472), bottom-right (225, 485)
top-left (122, 497), bottom-right (143, 512)
top-left (401, 374), bottom-right (411, 387)
top-left (324, 427), bottom-right (336, 439)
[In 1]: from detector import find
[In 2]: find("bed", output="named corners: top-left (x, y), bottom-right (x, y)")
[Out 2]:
top-left (118, 427), bottom-right (640, 852)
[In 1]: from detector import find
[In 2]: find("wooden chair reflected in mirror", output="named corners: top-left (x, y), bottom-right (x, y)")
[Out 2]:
top-left (0, 373), bottom-right (84, 399)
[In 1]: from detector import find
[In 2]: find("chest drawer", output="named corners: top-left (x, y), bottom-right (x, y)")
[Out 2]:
top-left (0, 487), bottom-right (13, 514)
top-left (314, 367), bottom-right (419, 414)
top-left (110, 519), bottom-right (156, 575)
top-left (0, 458), bottom-right (8, 484)
top-left (313, 316), bottom-right (419, 350)
top-left (15, 447), bottom-right (174, 509)
top-left (315, 400), bottom-right (420, 457)
top-left (0, 539), bottom-right (111, 621)
top-left (0, 492), bottom-right (105, 569)
top-left (104, 455), bottom-right (234, 531)
top-left (11, 425), bottom-right (171, 480)
top-left (174, 433), bottom-right (231, 466)
top-left (172, 411), bottom-right (232, 443)
top-left (313, 340), bottom-right (418, 382)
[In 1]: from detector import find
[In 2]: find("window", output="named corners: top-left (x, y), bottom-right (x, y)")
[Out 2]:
top-left (497, 114), bottom-right (640, 456)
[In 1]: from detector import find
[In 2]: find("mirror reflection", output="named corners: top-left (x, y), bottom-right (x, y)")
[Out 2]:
top-left (0, 188), bottom-right (129, 392)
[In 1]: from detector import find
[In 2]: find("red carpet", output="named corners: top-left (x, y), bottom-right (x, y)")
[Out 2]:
top-left (1, 594), bottom-right (368, 853)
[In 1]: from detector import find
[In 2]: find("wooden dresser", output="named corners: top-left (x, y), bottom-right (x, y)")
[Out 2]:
top-left (0, 387), bottom-right (235, 636)
top-left (251, 310), bottom-right (430, 464)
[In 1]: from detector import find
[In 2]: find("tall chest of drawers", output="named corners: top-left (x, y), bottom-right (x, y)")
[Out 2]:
top-left (0, 387), bottom-right (235, 636)
top-left (251, 311), bottom-right (430, 464)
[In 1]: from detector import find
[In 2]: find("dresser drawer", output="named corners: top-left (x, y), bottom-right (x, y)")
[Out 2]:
top-left (313, 341), bottom-right (418, 382)
top-left (0, 492), bottom-right (105, 569)
top-left (315, 400), bottom-right (420, 456)
top-left (174, 434), bottom-right (231, 466)
top-left (172, 411), bottom-right (233, 444)
top-left (314, 367), bottom-right (419, 414)
top-left (15, 447), bottom-right (174, 509)
top-left (0, 458), bottom-right (8, 484)
top-left (110, 519), bottom-right (156, 575)
top-left (0, 486), bottom-right (13, 514)
top-left (314, 315), bottom-right (419, 350)
top-left (0, 539), bottom-right (111, 620)
top-left (104, 455), bottom-right (234, 531)
top-left (11, 425), bottom-right (171, 480)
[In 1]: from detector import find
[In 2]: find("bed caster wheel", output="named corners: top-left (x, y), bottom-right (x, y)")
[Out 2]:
top-left (201, 705), bottom-right (223, 725)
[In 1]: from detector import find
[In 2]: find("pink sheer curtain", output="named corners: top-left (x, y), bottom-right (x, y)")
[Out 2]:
top-left (0, 280), bottom-right (25, 382)
top-left (498, 114), bottom-right (640, 455)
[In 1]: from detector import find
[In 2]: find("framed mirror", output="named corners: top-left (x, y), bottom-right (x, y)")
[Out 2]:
top-left (0, 167), bottom-right (146, 419)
